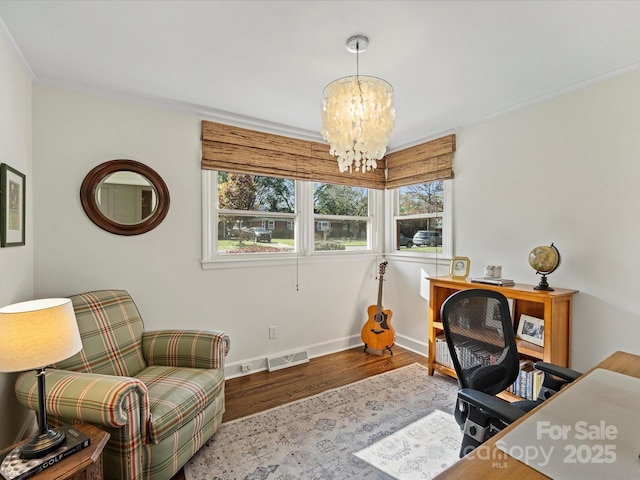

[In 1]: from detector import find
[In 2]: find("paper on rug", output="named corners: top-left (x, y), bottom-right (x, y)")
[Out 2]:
top-left (184, 363), bottom-right (459, 480)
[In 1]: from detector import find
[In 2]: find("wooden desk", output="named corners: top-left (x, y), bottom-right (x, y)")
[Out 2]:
top-left (434, 350), bottom-right (640, 479)
top-left (1, 424), bottom-right (109, 480)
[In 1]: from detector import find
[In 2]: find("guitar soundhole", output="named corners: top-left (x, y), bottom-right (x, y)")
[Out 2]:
top-left (374, 313), bottom-right (389, 330)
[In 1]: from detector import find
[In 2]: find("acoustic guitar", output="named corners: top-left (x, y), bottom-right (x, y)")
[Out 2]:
top-left (361, 261), bottom-right (395, 355)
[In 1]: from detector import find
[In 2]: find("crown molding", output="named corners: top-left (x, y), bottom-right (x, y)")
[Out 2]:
top-left (0, 16), bottom-right (35, 80)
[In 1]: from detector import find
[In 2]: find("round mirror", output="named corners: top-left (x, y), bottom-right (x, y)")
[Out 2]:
top-left (80, 160), bottom-right (170, 235)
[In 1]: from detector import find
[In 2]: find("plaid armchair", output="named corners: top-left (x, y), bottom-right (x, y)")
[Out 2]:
top-left (14, 290), bottom-right (230, 480)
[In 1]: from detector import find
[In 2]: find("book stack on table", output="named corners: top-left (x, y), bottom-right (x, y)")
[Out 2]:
top-left (470, 277), bottom-right (515, 286)
top-left (0, 425), bottom-right (91, 480)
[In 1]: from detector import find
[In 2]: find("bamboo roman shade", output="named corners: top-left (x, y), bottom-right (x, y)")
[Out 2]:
top-left (201, 120), bottom-right (455, 189)
top-left (384, 135), bottom-right (455, 189)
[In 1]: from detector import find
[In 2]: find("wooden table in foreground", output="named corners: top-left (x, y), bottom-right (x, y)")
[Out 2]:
top-left (1, 423), bottom-right (109, 480)
top-left (434, 350), bottom-right (640, 479)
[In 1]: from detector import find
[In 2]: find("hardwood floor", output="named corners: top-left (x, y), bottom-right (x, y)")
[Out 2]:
top-left (170, 345), bottom-right (429, 480)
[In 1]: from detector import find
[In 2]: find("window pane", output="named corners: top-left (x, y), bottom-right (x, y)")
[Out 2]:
top-left (217, 214), bottom-right (295, 255)
top-left (315, 219), bottom-right (368, 251)
top-left (399, 181), bottom-right (443, 215)
top-left (396, 218), bottom-right (443, 253)
top-left (313, 183), bottom-right (368, 216)
top-left (218, 173), bottom-right (294, 213)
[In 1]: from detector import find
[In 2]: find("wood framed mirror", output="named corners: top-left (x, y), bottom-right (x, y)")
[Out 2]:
top-left (80, 159), bottom-right (170, 235)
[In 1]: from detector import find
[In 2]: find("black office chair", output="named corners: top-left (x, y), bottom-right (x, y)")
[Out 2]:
top-left (441, 289), bottom-right (581, 457)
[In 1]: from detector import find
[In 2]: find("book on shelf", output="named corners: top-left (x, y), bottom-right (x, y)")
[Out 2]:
top-left (507, 360), bottom-right (545, 401)
top-left (0, 425), bottom-right (91, 480)
top-left (470, 277), bottom-right (515, 286)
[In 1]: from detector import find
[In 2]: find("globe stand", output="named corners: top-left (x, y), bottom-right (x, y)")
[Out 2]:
top-left (534, 273), bottom-right (554, 291)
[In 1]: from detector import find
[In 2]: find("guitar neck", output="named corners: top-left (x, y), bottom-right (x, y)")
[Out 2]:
top-left (376, 273), bottom-right (384, 314)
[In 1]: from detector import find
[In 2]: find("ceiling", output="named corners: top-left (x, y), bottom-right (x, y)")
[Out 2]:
top-left (1, 1), bottom-right (640, 150)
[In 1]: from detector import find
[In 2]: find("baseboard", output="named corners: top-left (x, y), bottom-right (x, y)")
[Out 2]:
top-left (394, 333), bottom-right (429, 357)
top-left (224, 335), bottom-right (364, 379)
top-left (224, 334), bottom-right (427, 379)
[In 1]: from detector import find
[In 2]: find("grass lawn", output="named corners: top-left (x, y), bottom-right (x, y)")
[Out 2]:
top-left (217, 238), bottom-right (368, 252)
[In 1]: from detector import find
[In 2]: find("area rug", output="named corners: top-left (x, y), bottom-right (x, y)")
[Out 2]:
top-left (184, 363), bottom-right (460, 480)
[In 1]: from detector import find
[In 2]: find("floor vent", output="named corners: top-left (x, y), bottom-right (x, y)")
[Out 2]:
top-left (267, 351), bottom-right (309, 372)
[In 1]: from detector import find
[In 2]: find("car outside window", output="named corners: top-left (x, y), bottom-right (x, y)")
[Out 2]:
top-left (394, 180), bottom-right (447, 255)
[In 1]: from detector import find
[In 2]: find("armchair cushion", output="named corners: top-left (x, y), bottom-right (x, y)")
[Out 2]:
top-left (137, 365), bottom-right (225, 443)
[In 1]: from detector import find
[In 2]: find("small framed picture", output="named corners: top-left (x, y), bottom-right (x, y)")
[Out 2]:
top-left (516, 314), bottom-right (544, 347)
top-left (484, 298), bottom-right (514, 330)
top-left (449, 256), bottom-right (470, 279)
top-left (1, 163), bottom-right (26, 247)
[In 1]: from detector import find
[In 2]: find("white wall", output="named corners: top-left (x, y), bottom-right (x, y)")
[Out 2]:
top-left (448, 70), bottom-right (640, 370)
top-left (32, 70), bottom-right (640, 389)
top-left (0, 33), bottom-right (34, 447)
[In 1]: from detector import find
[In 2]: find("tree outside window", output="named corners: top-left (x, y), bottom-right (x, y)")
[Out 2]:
top-left (313, 183), bottom-right (370, 251)
top-left (217, 173), bottom-right (295, 254)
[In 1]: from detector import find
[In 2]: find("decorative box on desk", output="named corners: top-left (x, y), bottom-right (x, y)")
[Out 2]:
top-left (428, 276), bottom-right (578, 386)
top-left (0, 424), bottom-right (109, 480)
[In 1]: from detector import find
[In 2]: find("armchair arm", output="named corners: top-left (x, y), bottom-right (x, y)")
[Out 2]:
top-left (142, 330), bottom-right (230, 370)
top-left (458, 388), bottom-right (527, 424)
top-left (15, 369), bottom-right (149, 436)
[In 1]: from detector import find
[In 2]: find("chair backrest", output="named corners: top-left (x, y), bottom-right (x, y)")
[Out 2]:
top-left (52, 290), bottom-right (147, 377)
top-left (441, 289), bottom-right (520, 396)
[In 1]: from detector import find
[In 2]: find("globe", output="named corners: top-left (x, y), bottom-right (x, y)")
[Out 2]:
top-left (528, 244), bottom-right (560, 291)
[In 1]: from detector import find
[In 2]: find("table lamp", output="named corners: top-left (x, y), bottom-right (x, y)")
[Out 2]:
top-left (0, 298), bottom-right (82, 458)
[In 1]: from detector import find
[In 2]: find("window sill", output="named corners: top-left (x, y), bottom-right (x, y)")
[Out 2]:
top-left (201, 251), bottom-right (380, 270)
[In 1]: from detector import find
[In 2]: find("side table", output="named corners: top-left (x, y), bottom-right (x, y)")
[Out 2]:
top-left (1, 424), bottom-right (110, 480)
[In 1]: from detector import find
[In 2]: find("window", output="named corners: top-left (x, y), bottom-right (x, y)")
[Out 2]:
top-left (313, 183), bottom-right (371, 252)
top-left (215, 172), bottom-right (295, 255)
top-left (393, 180), bottom-right (451, 256)
top-left (204, 172), bottom-right (378, 261)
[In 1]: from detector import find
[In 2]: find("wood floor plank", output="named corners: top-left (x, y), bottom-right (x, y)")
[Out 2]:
top-left (170, 345), bottom-right (428, 480)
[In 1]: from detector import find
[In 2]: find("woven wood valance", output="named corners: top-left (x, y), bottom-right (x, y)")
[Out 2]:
top-left (201, 120), bottom-right (455, 189)
top-left (384, 135), bottom-right (455, 189)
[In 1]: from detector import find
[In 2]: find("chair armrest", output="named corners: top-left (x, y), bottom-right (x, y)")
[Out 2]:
top-left (142, 330), bottom-right (230, 370)
top-left (459, 388), bottom-right (527, 424)
top-left (15, 369), bottom-right (149, 434)
top-left (534, 362), bottom-right (581, 399)
top-left (534, 362), bottom-right (581, 382)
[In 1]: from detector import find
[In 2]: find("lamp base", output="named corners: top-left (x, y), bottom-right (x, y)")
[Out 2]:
top-left (19, 427), bottom-right (66, 459)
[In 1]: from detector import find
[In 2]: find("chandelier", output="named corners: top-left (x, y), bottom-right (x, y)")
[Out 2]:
top-left (321, 35), bottom-right (395, 173)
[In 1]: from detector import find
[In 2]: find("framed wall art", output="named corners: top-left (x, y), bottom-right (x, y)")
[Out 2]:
top-left (1, 163), bottom-right (26, 247)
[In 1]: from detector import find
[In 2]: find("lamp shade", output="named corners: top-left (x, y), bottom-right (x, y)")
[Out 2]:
top-left (0, 298), bottom-right (82, 372)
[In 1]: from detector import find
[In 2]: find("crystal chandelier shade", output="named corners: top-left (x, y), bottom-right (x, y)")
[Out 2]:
top-left (321, 35), bottom-right (395, 173)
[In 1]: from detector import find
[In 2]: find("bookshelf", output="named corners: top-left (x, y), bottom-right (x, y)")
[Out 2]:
top-left (428, 276), bottom-right (577, 399)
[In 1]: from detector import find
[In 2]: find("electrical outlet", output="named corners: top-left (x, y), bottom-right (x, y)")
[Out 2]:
top-left (241, 364), bottom-right (251, 373)
top-left (269, 326), bottom-right (277, 339)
